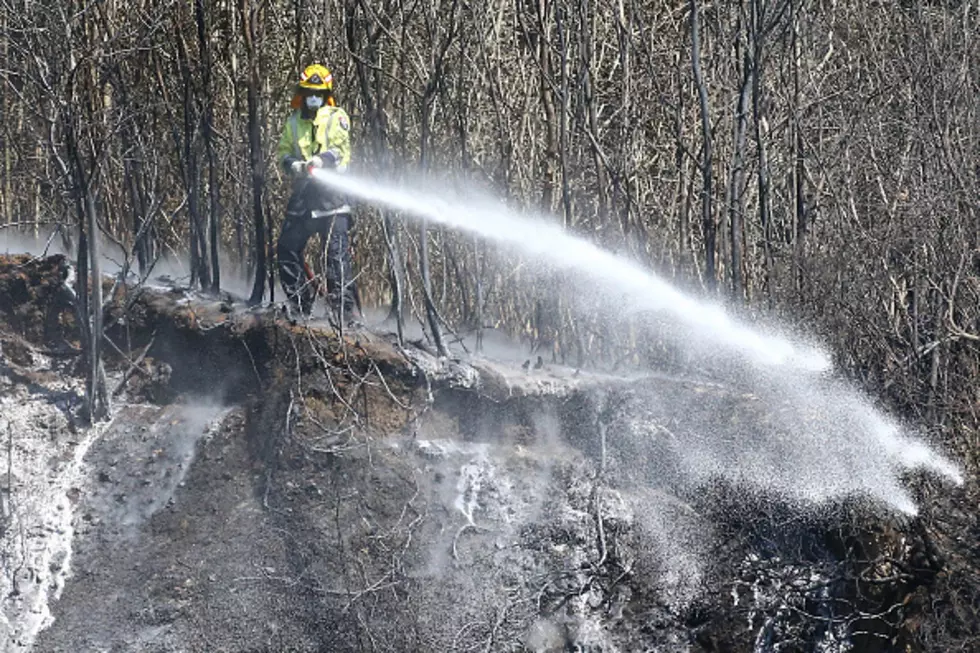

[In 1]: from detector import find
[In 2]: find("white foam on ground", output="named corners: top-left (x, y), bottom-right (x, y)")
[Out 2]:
top-left (0, 370), bottom-right (107, 651)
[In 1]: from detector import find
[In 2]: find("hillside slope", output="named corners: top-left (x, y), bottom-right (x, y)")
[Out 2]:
top-left (0, 255), bottom-right (973, 652)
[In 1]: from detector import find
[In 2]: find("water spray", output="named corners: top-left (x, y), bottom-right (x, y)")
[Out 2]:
top-left (313, 169), bottom-right (829, 372)
top-left (309, 169), bottom-right (962, 513)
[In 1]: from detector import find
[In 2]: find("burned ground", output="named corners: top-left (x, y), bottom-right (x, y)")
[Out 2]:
top-left (0, 255), bottom-right (975, 652)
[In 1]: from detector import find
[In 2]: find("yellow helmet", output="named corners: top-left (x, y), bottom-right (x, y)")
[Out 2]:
top-left (298, 64), bottom-right (333, 92)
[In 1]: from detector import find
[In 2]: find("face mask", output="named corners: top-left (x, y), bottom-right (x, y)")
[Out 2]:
top-left (305, 95), bottom-right (324, 111)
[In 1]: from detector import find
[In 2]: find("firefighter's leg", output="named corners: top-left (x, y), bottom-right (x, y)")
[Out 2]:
top-left (324, 214), bottom-right (358, 319)
top-left (276, 184), bottom-right (318, 313)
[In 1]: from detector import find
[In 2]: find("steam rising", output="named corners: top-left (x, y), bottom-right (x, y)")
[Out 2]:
top-left (312, 170), bottom-right (962, 514)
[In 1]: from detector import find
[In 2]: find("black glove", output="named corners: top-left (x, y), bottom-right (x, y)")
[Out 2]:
top-left (283, 155), bottom-right (305, 177)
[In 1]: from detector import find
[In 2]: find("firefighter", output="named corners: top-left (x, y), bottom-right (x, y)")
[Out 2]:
top-left (276, 63), bottom-right (358, 320)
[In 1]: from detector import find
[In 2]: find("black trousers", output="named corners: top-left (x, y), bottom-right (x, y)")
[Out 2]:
top-left (276, 178), bottom-right (357, 315)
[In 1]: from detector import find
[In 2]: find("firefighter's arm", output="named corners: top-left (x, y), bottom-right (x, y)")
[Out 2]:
top-left (277, 116), bottom-right (303, 174)
top-left (314, 108), bottom-right (352, 172)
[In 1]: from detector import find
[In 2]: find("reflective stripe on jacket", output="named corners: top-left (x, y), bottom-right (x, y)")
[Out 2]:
top-left (276, 106), bottom-right (352, 170)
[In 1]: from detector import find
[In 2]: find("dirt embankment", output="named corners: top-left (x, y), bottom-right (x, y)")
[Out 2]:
top-left (1, 254), bottom-right (971, 652)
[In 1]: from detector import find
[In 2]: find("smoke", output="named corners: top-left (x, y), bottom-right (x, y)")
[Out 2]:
top-left (104, 402), bottom-right (230, 534)
top-left (0, 229), bottom-right (254, 301)
top-left (0, 229), bottom-right (68, 258)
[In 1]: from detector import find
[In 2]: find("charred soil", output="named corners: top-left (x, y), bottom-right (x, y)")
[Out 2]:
top-left (0, 255), bottom-right (975, 652)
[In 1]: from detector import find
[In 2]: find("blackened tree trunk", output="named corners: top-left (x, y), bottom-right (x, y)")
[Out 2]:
top-left (197, 0), bottom-right (221, 293)
top-left (727, 3), bottom-right (751, 301)
top-left (751, 0), bottom-right (773, 300)
top-left (791, 0), bottom-right (806, 303)
top-left (65, 114), bottom-right (108, 422)
top-left (416, 0), bottom-right (460, 357)
top-left (84, 189), bottom-right (108, 420)
top-left (174, 25), bottom-right (210, 290)
top-left (690, 0), bottom-right (715, 290)
top-left (243, 0), bottom-right (268, 306)
top-left (419, 90), bottom-right (447, 356)
top-left (348, 0), bottom-right (406, 339)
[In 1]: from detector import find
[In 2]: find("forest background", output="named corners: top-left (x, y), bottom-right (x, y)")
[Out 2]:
top-left (1, 0), bottom-right (978, 512)
top-left (1, 0), bottom-right (979, 646)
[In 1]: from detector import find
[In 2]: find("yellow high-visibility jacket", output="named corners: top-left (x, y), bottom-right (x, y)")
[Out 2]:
top-left (277, 105), bottom-right (352, 172)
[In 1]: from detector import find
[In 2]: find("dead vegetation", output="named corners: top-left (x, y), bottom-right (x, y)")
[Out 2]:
top-left (2, 254), bottom-right (979, 650)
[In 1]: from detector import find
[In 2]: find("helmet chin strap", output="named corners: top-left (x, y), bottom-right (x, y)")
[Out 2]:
top-left (305, 95), bottom-right (324, 110)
